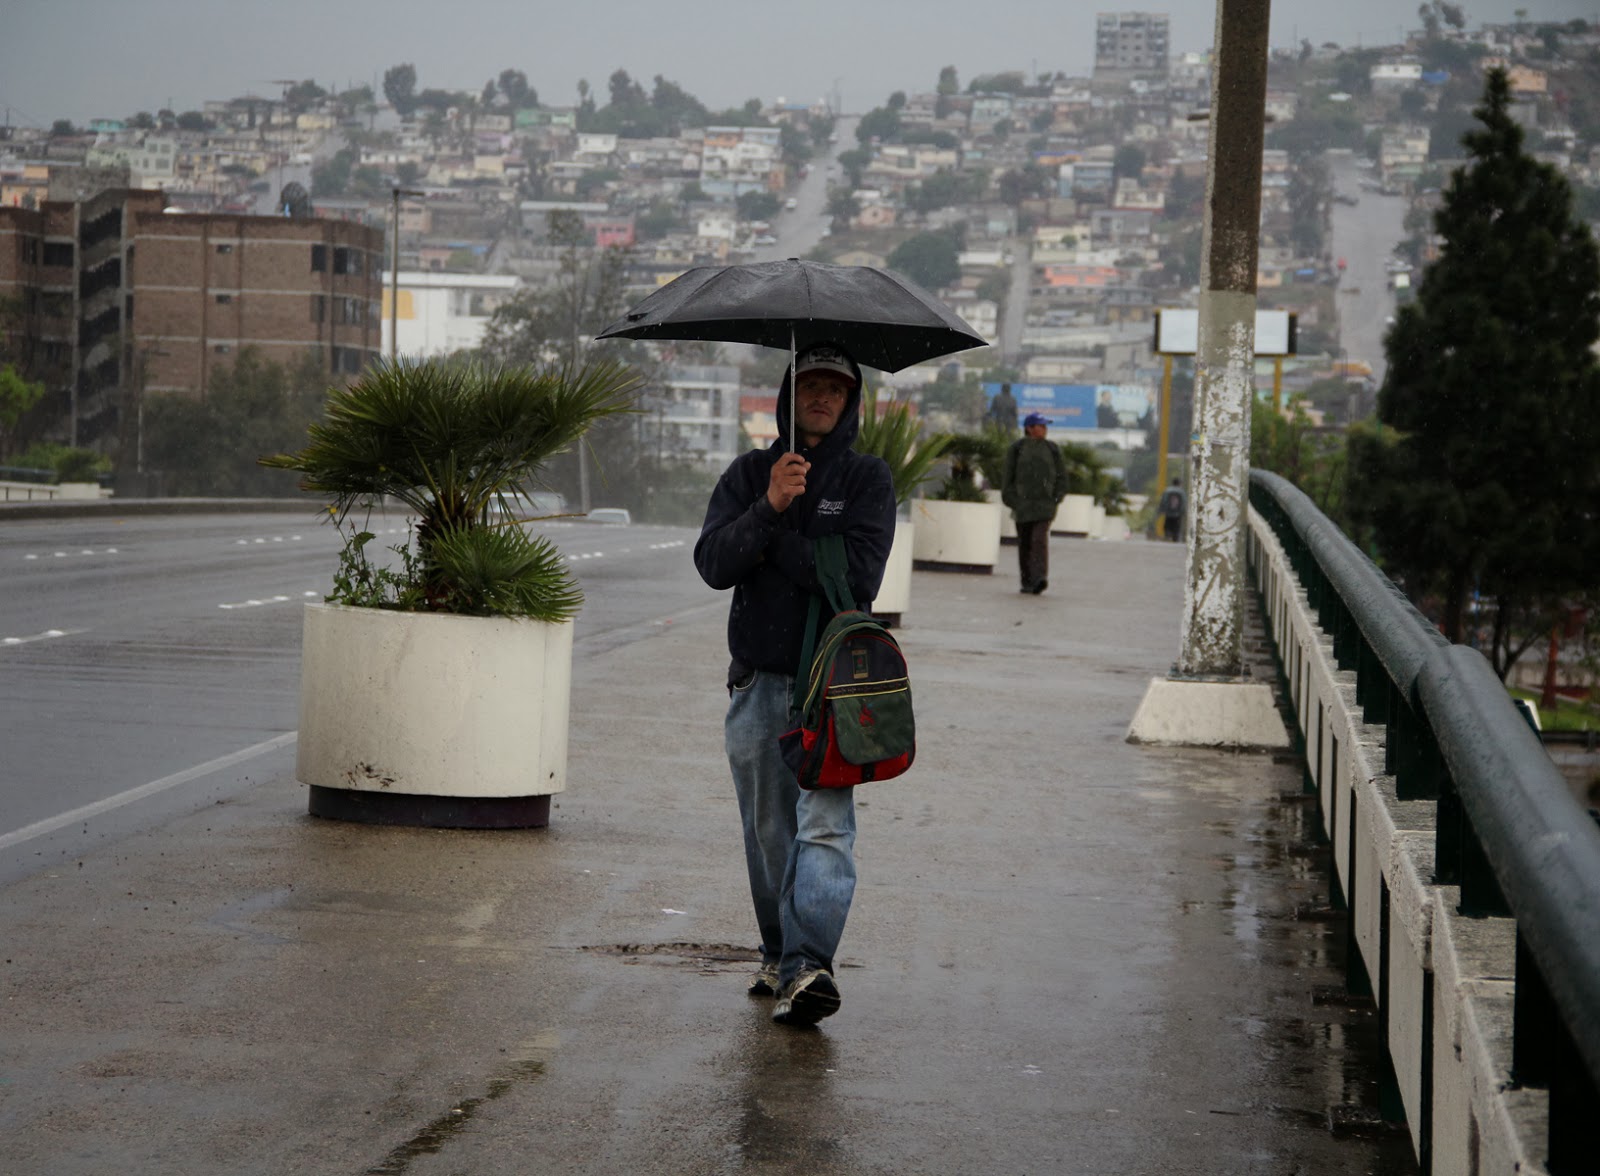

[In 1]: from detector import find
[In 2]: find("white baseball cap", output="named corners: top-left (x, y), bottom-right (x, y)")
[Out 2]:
top-left (795, 343), bottom-right (860, 387)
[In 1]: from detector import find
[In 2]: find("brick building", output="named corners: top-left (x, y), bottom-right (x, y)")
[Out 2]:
top-left (131, 212), bottom-right (383, 398)
top-left (0, 192), bottom-right (382, 455)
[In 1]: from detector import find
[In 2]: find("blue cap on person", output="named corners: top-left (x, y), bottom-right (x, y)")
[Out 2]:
top-left (1023, 411), bottom-right (1050, 428)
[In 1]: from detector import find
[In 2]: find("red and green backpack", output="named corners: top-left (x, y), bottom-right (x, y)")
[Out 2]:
top-left (779, 535), bottom-right (916, 790)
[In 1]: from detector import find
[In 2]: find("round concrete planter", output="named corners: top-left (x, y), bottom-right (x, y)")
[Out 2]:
top-left (1053, 494), bottom-right (1095, 536)
top-left (869, 519), bottom-right (915, 624)
top-left (911, 498), bottom-right (1001, 574)
top-left (986, 489), bottom-right (1018, 541)
top-left (296, 603), bottom-right (573, 828)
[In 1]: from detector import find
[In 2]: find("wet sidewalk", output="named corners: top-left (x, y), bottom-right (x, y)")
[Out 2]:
top-left (0, 538), bottom-right (1417, 1175)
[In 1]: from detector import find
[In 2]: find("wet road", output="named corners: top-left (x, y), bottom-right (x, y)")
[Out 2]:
top-left (0, 531), bottom-right (1420, 1174)
top-left (0, 509), bottom-right (705, 874)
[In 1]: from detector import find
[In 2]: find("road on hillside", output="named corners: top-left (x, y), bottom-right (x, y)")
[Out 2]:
top-left (755, 115), bottom-right (859, 263)
top-left (1327, 151), bottom-right (1411, 390)
top-left (0, 509), bottom-right (708, 880)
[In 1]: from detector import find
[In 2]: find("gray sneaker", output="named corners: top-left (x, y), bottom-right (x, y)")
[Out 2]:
top-left (772, 968), bottom-right (841, 1026)
top-left (747, 962), bottom-right (780, 998)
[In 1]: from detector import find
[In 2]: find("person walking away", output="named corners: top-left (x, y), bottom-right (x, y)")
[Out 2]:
top-left (988, 381), bottom-right (1018, 435)
top-left (1158, 477), bottom-right (1185, 542)
top-left (693, 342), bottom-right (896, 1027)
top-left (1001, 411), bottom-right (1069, 594)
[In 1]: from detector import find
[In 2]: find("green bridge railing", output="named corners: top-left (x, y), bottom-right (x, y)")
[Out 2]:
top-left (1249, 468), bottom-right (1600, 1174)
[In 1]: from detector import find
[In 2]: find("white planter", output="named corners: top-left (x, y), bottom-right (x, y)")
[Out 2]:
top-left (1090, 503), bottom-right (1106, 538)
top-left (869, 519), bottom-right (914, 620)
top-left (296, 603), bottom-right (573, 827)
top-left (911, 498), bottom-right (1001, 573)
top-left (986, 489), bottom-right (1017, 540)
top-left (1053, 494), bottom-right (1094, 536)
top-left (1101, 514), bottom-right (1131, 541)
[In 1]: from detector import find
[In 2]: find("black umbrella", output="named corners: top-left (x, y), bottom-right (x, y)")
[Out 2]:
top-left (597, 258), bottom-right (985, 372)
top-left (596, 259), bottom-right (988, 449)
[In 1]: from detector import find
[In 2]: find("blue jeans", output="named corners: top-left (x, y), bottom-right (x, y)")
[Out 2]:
top-left (725, 670), bottom-right (857, 987)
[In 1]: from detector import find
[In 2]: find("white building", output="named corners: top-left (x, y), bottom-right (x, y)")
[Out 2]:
top-left (381, 271), bottom-right (521, 359)
top-left (642, 365), bottom-right (742, 469)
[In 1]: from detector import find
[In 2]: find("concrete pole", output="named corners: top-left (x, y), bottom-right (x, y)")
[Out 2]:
top-left (1176, 0), bottom-right (1272, 678)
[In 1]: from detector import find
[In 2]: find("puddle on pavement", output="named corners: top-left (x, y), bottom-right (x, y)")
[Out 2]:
top-left (364, 1058), bottom-right (547, 1175)
top-left (1168, 750), bottom-right (1419, 1173)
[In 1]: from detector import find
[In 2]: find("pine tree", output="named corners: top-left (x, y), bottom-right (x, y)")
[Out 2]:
top-left (1348, 69), bottom-right (1600, 676)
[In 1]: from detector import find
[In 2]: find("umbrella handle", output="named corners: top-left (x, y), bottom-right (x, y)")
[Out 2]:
top-left (788, 324), bottom-right (796, 455)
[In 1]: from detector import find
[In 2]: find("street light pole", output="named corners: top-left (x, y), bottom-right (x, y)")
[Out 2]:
top-left (389, 187), bottom-right (424, 363)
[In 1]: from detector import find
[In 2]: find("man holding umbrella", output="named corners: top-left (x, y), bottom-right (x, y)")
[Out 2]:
top-left (694, 342), bottom-right (896, 1027)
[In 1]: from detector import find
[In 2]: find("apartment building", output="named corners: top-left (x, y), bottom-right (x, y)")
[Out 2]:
top-left (641, 364), bottom-right (741, 469)
top-left (0, 193), bottom-right (382, 452)
top-left (381, 270), bottom-right (519, 359)
top-left (132, 211), bottom-right (383, 397)
top-left (1095, 12), bottom-right (1171, 82)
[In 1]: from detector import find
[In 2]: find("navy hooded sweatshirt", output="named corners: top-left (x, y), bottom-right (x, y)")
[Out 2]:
top-left (694, 364), bottom-right (896, 684)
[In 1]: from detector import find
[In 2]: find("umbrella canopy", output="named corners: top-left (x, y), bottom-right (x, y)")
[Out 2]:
top-left (595, 258), bottom-right (987, 373)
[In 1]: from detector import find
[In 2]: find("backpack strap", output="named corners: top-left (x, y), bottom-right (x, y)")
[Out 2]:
top-left (792, 534), bottom-right (857, 712)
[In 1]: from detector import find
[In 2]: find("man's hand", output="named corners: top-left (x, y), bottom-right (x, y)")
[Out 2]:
top-left (766, 453), bottom-right (810, 512)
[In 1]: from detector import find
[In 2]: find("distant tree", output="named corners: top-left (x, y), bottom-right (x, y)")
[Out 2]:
top-left (383, 63), bottom-right (419, 117)
top-left (128, 111), bottom-right (156, 130)
top-left (887, 91), bottom-right (907, 112)
top-left (311, 148), bottom-right (355, 197)
top-left (1286, 154), bottom-right (1331, 256)
top-left (0, 364), bottom-right (46, 460)
top-left (143, 348), bottom-right (330, 497)
top-left (176, 111), bottom-right (210, 132)
top-left (736, 190), bottom-right (780, 221)
top-left (49, 119), bottom-right (76, 137)
top-left (827, 190), bottom-right (861, 226)
top-left (937, 65), bottom-right (960, 96)
top-left (1113, 143), bottom-right (1146, 182)
top-left (991, 119), bottom-right (1014, 141)
top-left (1348, 69), bottom-right (1600, 673)
top-left (997, 164), bottom-right (1050, 207)
top-left (968, 71), bottom-right (1026, 94)
top-left (855, 106), bottom-right (901, 144)
top-left (284, 80), bottom-right (326, 112)
top-left (608, 69), bottom-right (646, 109)
top-left (778, 122), bottom-right (812, 169)
top-left (481, 79), bottom-right (497, 108)
top-left (498, 69), bottom-right (531, 110)
top-left (808, 113), bottom-right (836, 146)
top-left (887, 230), bottom-right (962, 290)
top-left (836, 148), bottom-right (871, 189)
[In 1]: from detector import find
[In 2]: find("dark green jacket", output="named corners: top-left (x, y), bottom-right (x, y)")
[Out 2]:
top-left (1001, 436), bottom-right (1069, 524)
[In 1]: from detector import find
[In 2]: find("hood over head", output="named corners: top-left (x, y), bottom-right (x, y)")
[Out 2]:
top-left (774, 342), bottom-right (864, 459)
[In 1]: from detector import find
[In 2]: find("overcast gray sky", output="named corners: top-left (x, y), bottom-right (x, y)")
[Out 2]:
top-left (3, 0), bottom-right (1593, 127)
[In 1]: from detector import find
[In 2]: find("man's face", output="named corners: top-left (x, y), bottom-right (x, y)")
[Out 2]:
top-left (795, 370), bottom-right (853, 441)
top-left (1025, 422), bottom-right (1047, 439)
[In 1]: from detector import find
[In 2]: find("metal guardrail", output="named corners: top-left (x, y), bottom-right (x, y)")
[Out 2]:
top-left (1249, 469), bottom-right (1600, 1174)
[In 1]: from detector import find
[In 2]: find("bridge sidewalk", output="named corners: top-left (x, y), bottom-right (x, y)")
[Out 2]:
top-left (0, 537), bottom-right (1417, 1175)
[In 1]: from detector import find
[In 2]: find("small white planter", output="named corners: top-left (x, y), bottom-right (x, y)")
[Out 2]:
top-left (986, 489), bottom-right (1018, 540)
top-left (296, 603), bottom-right (573, 827)
top-left (869, 519), bottom-right (915, 622)
top-left (1090, 503), bottom-right (1106, 538)
top-left (1053, 494), bottom-right (1095, 536)
top-left (911, 498), bottom-right (1001, 573)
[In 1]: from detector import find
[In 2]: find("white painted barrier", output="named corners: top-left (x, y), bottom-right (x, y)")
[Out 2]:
top-left (1248, 506), bottom-right (1549, 1174)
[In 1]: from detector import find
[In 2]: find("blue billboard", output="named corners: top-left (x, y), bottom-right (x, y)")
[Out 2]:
top-left (984, 383), bottom-right (1154, 431)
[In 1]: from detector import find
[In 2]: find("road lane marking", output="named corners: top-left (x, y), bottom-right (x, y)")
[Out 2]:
top-left (0, 627), bottom-right (84, 647)
top-left (218, 590), bottom-right (319, 610)
top-left (22, 548), bottom-right (117, 558)
top-left (0, 732), bottom-right (298, 853)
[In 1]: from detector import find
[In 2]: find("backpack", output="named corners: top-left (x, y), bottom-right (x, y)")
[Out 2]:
top-left (1160, 489), bottom-right (1184, 516)
top-left (779, 535), bottom-right (916, 790)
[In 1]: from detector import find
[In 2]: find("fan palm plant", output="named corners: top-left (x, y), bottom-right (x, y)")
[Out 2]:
top-left (855, 394), bottom-right (954, 505)
top-left (262, 358), bottom-right (637, 620)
